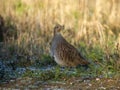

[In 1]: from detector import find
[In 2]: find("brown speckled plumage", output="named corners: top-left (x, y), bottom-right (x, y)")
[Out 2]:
top-left (50, 24), bottom-right (89, 67)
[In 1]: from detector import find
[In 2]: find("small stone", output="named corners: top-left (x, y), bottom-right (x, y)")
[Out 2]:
top-left (99, 86), bottom-right (106, 90)
top-left (88, 83), bottom-right (92, 86)
top-left (10, 79), bottom-right (15, 82)
top-left (117, 86), bottom-right (120, 89)
top-left (96, 78), bottom-right (100, 81)
top-left (70, 82), bottom-right (74, 85)
top-left (84, 80), bottom-right (90, 83)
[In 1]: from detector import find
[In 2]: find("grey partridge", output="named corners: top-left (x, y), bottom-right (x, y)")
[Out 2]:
top-left (50, 24), bottom-right (89, 67)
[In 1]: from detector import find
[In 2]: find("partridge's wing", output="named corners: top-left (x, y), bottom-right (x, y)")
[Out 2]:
top-left (56, 39), bottom-right (89, 65)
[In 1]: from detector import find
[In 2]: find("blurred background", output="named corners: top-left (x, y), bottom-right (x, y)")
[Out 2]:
top-left (0, 0), bottom-right (120, 67)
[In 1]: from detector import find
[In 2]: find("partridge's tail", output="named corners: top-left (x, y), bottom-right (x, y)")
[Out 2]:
top-left (78, 53), bottom-right (90, 65)
top-left (80, 59), bottom-right (90, 65)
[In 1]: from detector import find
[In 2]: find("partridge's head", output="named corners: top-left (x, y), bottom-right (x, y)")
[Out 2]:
top-left (54, 23), bottom-right (64, 35)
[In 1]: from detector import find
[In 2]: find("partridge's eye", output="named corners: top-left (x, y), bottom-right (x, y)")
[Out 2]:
top-left (56, 26), bottom-right (58, 28)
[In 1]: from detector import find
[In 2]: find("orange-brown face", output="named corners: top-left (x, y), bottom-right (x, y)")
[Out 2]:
top-left (54, 24), bottom-right (64, 34)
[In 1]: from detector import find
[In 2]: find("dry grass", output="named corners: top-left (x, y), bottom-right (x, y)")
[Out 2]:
top-left (0, 0), bottom-right (120, 60)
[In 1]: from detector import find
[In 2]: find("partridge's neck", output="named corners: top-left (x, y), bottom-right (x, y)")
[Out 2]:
top-left (54, 33), bottom-right (65, 42)
top-left (54, 31), bottom-right (60, 36)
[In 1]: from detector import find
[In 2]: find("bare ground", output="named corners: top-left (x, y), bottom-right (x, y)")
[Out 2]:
top-left (0, 77), bottom-right (120, 90)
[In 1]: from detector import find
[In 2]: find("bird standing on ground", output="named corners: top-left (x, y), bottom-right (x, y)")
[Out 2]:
top-left (50, 23), bottom-right (89, 67)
